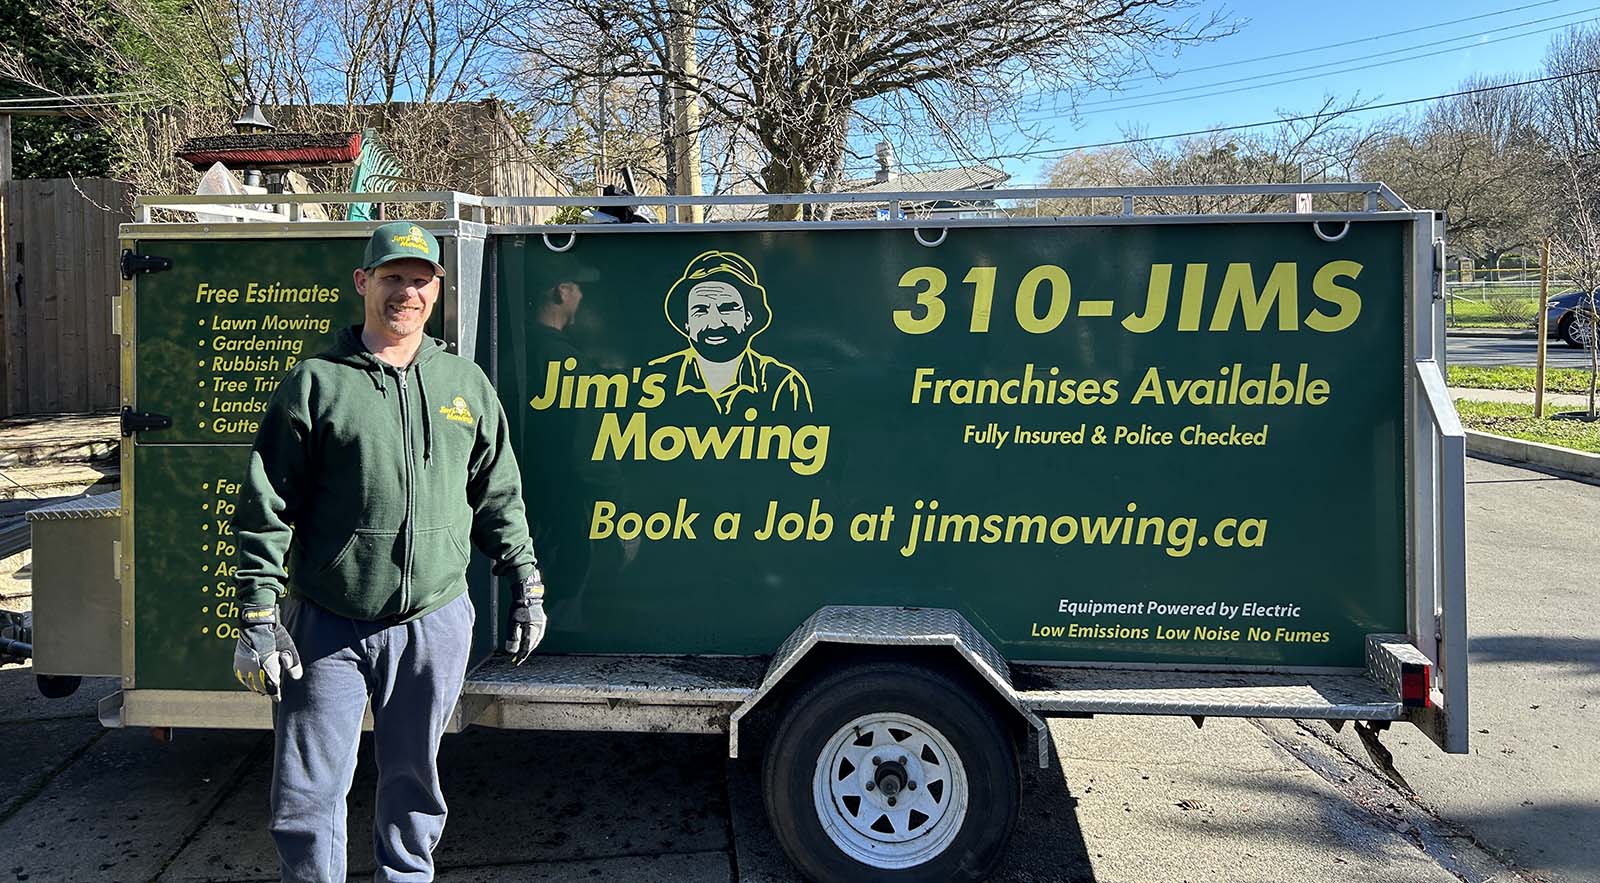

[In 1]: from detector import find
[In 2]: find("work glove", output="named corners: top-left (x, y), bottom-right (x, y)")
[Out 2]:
top-left (505, 571), bottom-right (547, 665)
top-left (232, 603), bottom-right (304, 699)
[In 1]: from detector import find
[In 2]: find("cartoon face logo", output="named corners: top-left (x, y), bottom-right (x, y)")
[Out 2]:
top-left (648, 250), bottom-right (812, 414)
top-left (439, 395), bottom-right (475, 425)
top-left (392, 225), bottom-right (431, 253)
top-left (684, 279), bottom-right (753, 363)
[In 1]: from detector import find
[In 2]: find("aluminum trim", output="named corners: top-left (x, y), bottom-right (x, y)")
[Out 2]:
top-left (1011, 666), bottom-right (1404, 721)
top-left (1000, 659), bottom-right (1367, 676)
top-left (1436, 430), bottom-right (1470, 752)
top-left (26, 491), bottom-right (122, 520)
top-left (474, 699), bottom-right (731, 734)
top-left (1416, 361), bottom-right (1465, 437)
top-left (117, 220), bottom-right (474, 240)
top-left (490, 212), bottom-right (1412, 237)
top-left (135, 191), bottom-right (483, 207)
top-left (115, 689), bottom-right (398, 731)
top-left (1364, 633), bottom-right (1430, 700)
top-left (464, 654), bottom-right (766, 704)
top-left (129, 184), bottom-right (1400, 213)
top-left (474, 182), bottom-right (1401, 208)
top-left (120, 239), bottom-right (137, 690)
top-left (726, 607), bottom-right (1049, 768)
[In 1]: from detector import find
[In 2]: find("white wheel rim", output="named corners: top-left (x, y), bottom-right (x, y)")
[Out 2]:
top-left (811, 711), bottom-right (970, 870)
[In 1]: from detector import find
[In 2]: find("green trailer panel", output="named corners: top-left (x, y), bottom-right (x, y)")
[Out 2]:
top-left (497, 222), bottom-right (1408, 666)
top-left (125, 217), bottom-right (1415, 688)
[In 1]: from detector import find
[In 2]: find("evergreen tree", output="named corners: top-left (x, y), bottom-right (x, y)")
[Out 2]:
top-left (0, 0), bottom-right (121, 178)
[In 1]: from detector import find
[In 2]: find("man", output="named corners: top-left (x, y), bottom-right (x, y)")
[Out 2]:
top-left (648, 249), bottom-right (812, 414)
top-left (232, 222), bottom-right (547, 883)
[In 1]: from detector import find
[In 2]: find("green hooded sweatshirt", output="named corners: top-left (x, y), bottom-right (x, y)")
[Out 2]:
top-left (235, 326), bottom-right (538, 622)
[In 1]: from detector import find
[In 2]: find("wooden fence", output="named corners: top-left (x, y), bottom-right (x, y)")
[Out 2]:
top-left (0, 178), bottom-right (128, 416)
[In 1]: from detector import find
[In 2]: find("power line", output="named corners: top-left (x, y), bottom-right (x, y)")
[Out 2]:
top-left (844, 68), bottom-right (1600, 174)
top-left (1067, 17), bottom-right (1592, 118)
top-left (1064, 0), bottom-right (1578, 87)
top-left (1040, 5), bottom-right (1600, 116)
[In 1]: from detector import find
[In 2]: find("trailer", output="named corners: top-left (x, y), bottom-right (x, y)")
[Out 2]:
top-left (25, 184), bottom-right (1465, 881)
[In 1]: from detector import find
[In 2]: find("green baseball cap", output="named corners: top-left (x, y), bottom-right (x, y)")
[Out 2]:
top-left (363, 221), bottom-right (444, 276)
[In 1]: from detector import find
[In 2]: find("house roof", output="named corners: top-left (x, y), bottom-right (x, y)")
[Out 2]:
top-left (176, 132), bottom-right (362, 169)
top-left (841, 164), bottom-right (1010, 195)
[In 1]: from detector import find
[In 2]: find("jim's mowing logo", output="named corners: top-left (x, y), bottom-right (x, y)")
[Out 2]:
top-left (528, 250), bottom-right (828, 476)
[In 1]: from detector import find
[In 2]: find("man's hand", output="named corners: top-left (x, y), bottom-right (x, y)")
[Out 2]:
top-left (505, 571), bottom-right (547, 665)
top-left (233, 604), bottom-right (304, 699)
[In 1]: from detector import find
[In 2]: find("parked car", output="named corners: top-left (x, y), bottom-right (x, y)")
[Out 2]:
top-left (1540, 288), bottom-right (1600, 348)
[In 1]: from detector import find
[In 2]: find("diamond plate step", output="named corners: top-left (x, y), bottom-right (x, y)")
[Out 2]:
top-left (1010, 665), bottom-right (1403, 720)
top-left (465, 654), bottom-right (767, 705)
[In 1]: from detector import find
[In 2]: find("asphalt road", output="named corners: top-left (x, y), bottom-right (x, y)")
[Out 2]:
top-left (1, 457), bottom-right (1591, 882)
top-left (1447, 334), bottom-right (1596, 368)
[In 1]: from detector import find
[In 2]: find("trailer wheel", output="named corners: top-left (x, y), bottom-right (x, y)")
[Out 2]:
top-left (35, 674), bottom-right (81, 699)
top-left (762, 662), bottom-right (1019, 882)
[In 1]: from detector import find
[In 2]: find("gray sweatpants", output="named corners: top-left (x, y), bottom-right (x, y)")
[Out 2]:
top-left (270, 592), bottom-right (475, 883)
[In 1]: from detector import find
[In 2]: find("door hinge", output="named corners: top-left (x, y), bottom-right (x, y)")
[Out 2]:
top-left (120, 250), bottom-right (172, 280)
top-left (120, 406), bottom-right (172, 438)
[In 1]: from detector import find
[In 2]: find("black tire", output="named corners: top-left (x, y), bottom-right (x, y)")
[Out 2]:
top-left (762, 662), bottom-right (1020, 882)
top-left (36, 674), bottom-right (81, 699)
top-left (1560, 314), bottom-right (1586, 348)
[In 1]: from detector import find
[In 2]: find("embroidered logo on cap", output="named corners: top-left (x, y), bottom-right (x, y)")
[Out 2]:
top-left (392, 225), bottom-right (430, 253)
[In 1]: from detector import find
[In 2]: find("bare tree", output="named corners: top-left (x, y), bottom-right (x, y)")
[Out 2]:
top-left (1035, 97), bottom-right (1386, 215)
top-left (1539, 26), bottom-right (1600, 414)
top-left (493, 0), bottom-right (1226, 218)
top-left (1360, 74), bottom-right (1547, 271)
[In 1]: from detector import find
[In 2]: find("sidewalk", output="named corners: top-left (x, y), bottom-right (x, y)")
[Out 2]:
top-left (1451, 386), bottom-right (1594, 408)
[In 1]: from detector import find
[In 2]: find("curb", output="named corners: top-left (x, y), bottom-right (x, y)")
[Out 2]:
top-left (1466, 430), bottom-right (1600, 481)
top-left (1446, 327), bottom-right (1538, 339)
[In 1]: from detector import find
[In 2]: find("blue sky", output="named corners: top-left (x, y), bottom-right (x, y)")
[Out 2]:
top-left (936, 0), bottom-right (1594, 183)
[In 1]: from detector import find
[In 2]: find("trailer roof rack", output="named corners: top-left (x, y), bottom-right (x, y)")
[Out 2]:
top-left (130, 182), bottom-right (1412, 228)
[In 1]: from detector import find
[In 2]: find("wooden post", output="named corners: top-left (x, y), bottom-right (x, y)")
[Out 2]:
top-left (0, 114), bottom-right (10, 418)
top-left (670, 0), bottom-right (703, 223)
top-left (0, 114), bottom-right (11, 184)
top-left (1536, 237), bottom-right (1551, 418)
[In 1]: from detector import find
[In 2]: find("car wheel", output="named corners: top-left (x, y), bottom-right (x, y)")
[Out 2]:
top-left (762, 661), bottom-right (1020, 882)
top-left (1563, 313), bottom-right (1592, 349)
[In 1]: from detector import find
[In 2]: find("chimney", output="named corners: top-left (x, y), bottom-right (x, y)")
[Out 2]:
top-left (875, 141), bottom-right (897, 184)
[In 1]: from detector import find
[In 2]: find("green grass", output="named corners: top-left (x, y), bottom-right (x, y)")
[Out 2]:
top-left (1445, 284), bottom-right (1545, 327)
top-left (1448, 364), bottom-right (1600, 394)
top-left (1455, 399), bottom-right (1600, 453)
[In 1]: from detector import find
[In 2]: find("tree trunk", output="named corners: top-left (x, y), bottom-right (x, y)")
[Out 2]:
top-left (762, 158), bottom-right (809, 220)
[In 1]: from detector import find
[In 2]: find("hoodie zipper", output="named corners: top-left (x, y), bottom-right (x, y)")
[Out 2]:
top-left (397, 366), bottom-right (415, 613)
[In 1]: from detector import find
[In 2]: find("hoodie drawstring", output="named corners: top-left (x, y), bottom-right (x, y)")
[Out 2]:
top-left (416, 361), bottom-right (433, 466)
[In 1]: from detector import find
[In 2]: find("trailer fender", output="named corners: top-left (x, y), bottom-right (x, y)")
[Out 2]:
top-left (729, 606), bottom-right (1049, 767)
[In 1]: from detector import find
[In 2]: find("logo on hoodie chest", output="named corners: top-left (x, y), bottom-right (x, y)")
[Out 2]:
top-left (439, 396), bottom-right (475, 426)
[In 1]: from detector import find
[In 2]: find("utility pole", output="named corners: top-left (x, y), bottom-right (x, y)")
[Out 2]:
top-left (669, 0), bottom-right (703, 223)
top-left (596, 16), bottom-right (611, 190)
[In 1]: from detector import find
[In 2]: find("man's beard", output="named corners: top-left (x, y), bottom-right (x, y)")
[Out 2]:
top-left (690, 324), bottom-right (750, 363)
